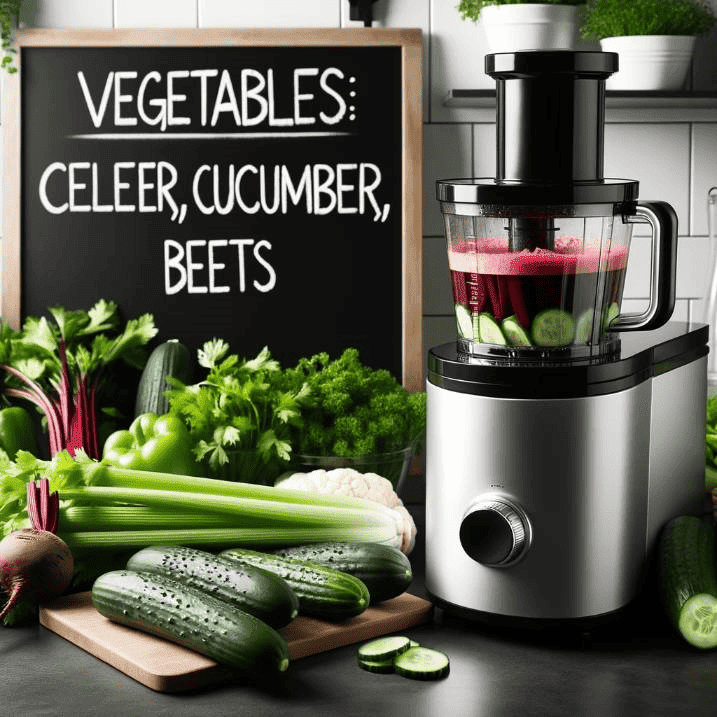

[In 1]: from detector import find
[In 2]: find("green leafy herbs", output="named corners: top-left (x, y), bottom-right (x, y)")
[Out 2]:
top-left (706, 396), bottom-right (717, 490)
top-left (0, 0), bottom-right (21, 74)
top-left (280, 348), bottom-right (427, 458)
top-left (581, 0), bottom-right (715, 40)
top-left (166, 341), bottom-right (311, 484)
top-left (0, 300), bottom-right (157, 460)
top-left (457, 0), bottom-right (584, 23)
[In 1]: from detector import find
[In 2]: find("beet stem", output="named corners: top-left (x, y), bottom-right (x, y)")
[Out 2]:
top-left (0, 582), bottom-right (24, 621)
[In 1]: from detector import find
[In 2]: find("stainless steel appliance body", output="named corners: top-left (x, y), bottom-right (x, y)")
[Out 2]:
top-left (425, 324), bottom-right (707, 621)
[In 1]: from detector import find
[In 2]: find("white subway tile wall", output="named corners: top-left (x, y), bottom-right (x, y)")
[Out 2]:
top-left (198, 0), bottom-right (340, 28)
top-left (115, 0), bottom-right (198, 28)
top-left (1, 0), bottom-right (716, 376)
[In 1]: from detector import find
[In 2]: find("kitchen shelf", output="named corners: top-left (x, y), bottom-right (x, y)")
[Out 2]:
top-left (444, 90), bottom-right (717, 122)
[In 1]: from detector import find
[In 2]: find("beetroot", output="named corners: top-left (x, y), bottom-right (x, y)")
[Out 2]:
top-left (0, 479), bottom-right (74, 621)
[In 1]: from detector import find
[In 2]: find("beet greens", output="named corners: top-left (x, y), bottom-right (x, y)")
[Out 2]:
top-left (0, 300), bottom-right (157, 460)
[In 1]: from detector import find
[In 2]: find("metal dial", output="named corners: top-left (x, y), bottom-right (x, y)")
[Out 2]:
top-left (459, 498), bottom-right (530, 567)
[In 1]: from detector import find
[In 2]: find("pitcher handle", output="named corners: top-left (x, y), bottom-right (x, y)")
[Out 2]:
top-left (610, 201), bottom-right (677, 332)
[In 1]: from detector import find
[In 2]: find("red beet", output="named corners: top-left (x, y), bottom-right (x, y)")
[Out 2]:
top-left (0, 479), bottom-right (73, 621)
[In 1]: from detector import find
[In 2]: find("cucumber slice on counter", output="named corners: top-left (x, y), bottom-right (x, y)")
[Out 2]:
top-left (574, 308), bottom-right (595, 344)
top-left (357, 635), bottom-right (411, 662)
top-left (531, 308), bottom-right (576, 347)
top-left (358, 657), bottom-right (396, 674)
top-left (501, 315), bottom-right (532, 347)
top-left (393, 646), bottom-right (450, 680)
top-left (478, 313), bottom-right (507, 345)
top-left (455, 304), bottom-right (473, 339)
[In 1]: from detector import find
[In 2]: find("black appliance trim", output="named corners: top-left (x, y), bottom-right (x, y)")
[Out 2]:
top-left (427, 323), bottom-right (708, 399)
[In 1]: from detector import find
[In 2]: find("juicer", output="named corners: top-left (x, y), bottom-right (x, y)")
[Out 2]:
top-left (425, 51), bottom-right (708, 624)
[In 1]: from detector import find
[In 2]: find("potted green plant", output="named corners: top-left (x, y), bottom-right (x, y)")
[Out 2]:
top-left (0, 0), bottom-right (22, 73)
top-left (458, 0), bottom-right (586, 53)
top-left (581, 0), bottom-right (716, 90)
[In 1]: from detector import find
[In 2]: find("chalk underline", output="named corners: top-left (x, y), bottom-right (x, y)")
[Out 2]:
top-left (69, 131), bottom-right (354, 140)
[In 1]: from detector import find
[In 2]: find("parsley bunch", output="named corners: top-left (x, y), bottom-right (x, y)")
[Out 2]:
top-left (282, 348), bottom-right (427, 458)
top-left (166, 340), bottom-right (310, 484)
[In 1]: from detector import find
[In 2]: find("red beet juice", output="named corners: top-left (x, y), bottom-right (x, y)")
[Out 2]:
top-left (448, 237), bottom-right (629, 348)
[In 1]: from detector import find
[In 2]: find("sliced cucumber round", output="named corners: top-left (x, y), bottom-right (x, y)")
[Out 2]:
top-left (501, 315), bottom-right (532, 347)
top-left (677, 594), bottom-right (717, 649)
top-left (455, 304), bottom-right (473, 339)
top-left (603, 302), bottom-right (620, 331)
top-left (478, 313), bottom-right (507, 345)
top-left (531, 308), bottom-right (576, 347)
top-left (393, 646), bottom-right (450, 680)
top-left (574, 308), bottom-right (595, 344)
top-left (357, 635), bottom-right (411, 662)
top-left (357, 657), bottom-right (395, 674)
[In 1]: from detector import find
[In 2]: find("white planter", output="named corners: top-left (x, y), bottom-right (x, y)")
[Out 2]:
top-left (600, 35), bottom-right (696, 91)
top-left (480, 4), bottom-right (579, 53)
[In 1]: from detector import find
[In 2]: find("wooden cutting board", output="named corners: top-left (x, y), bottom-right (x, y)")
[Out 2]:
top-left (39, 591), bottom-right (433, 693)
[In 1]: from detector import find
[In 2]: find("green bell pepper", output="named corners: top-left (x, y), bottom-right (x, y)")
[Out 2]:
top-left (0, 406), bottom-right (39, 460)
top-left (102, 412), bottom-right (199, 476)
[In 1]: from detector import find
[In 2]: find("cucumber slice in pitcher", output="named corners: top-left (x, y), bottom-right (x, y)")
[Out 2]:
top-left (531, 309), bottom-right (576, 347)
top-left (574, 308), bottom-right (595, 344)
top-left (455, 304), bottom-right (473, 340)
top-left (603, 302), bottom-right (620, 330)
top-left (478, 313), bottom-right (507, 345)
top-left (501, 315), bottom-right (532, 347)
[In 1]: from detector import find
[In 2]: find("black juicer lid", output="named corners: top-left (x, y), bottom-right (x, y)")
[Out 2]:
top-left (437, 51), bottom-right (638, 207)
top-left (427, 323), bottom-right (708, 399)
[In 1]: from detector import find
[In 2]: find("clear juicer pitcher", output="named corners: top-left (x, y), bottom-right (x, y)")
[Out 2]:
top-left (439, 192), bottom-right (678, 360)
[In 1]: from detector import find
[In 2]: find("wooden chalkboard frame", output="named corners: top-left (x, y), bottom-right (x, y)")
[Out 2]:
top-left (2, 28), bottom-right (423, 390)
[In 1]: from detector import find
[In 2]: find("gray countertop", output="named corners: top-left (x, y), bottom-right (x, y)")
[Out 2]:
top-left (2, 502), bottom-right (716, 717)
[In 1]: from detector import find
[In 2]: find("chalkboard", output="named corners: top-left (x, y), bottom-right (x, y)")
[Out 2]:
top-left (2, 29), bottom-right (423, 390)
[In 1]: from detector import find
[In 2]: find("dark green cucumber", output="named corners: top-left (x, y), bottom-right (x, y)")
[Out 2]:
top-left (135, 339), bottom-right (193, 417)
top-left (659, 515), bottom-right (717, 649)
top-left (220, 547), bottom-right (370, 620)
top-left (91, 570), bottom-right (290, 673)
top-left (274, 542), bottom-right (413, 604)
top-left (126, 545), bottom-right (299, 628)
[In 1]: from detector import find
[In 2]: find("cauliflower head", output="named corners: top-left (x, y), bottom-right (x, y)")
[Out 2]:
top-left (277, 468), bottom-right (417, 554)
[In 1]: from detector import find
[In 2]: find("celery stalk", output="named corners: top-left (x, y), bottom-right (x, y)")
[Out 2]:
top-left (59, 506), bottom-right (245, 531)
top-left (57, 485), bottom-right (399, 531)
top-left (60, 525), bottom-right (400, 550)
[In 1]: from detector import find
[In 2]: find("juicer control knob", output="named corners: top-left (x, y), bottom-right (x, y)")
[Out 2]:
top-left (459, 497), bottom-right (531, 567)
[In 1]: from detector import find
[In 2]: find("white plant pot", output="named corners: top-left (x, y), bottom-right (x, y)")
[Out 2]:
top-left (600, 35), bottom-right (696, 91)
top-left (480, 4), bottom-right (579, 53)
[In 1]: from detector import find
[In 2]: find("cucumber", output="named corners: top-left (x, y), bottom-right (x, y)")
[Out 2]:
top-left (574, 308), bottom-right (595, 344)
top-left (603, 302), bottom-right (620, 331)
top-left (92, 570), bottom-right (290, 673)
top-left (477, 313), bottom-right (507, 345)
top-left (355, 638), bottom-right (449, 680)
top-left (135, 339), bottom-right (193, 417)
top-left (501, 315), bottom-right (532, 347)
top-left (358, 635), bottom-right (411, 661)
top-left (659, 515), bottom-right (717, 649)
top-left (220, 547), bottom-right (370, 621)
top-left (531, 308), bottom-right (576, 347)
top-left (455, 304), bottom-right (473, 340)
top-left (126, 545), bottom-right (299, 628)
top-left (393, 646), bottom-right (450, 680)
top-left (273, 542), bottom-right (413, 604)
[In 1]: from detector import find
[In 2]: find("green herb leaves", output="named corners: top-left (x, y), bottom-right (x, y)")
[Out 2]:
top-left (167, 342), bottom-right (310, 484)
